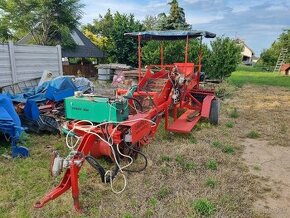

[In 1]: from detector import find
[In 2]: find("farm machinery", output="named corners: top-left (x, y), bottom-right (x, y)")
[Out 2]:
top-left (34, 30), bottom-right (218, 211)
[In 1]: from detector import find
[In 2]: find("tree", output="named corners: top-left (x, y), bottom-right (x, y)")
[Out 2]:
top-left (82, 10), bottom-right (143, 66)
top-left (259, 29), bottom-right (290, 67)
top-left (0, 0), bottom-right (84, 45)
top-left (163, 0), bottom-right (191, 30)
top-left (207, 37), bottom-right (242, 80)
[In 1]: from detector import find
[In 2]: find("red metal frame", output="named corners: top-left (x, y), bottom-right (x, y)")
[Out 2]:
top-left (34, 33), bottom-right (217, 212)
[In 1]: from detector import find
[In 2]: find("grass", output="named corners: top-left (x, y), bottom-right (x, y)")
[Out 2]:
top-left (228, 71), bottom-right (290, 88)
top-left (205, 159), bottom-right (218, 170)
top-left (246, 130), bottom-right (260, 139)
top-left (205, 178), bottom-right (217, 188)
top-left (192, 198), bottom-right (216, 217)
top-left (211, 141), bottom-right (236, 155)
top-left (1, 81), bottom-right (273, 217)
top-left (229, 108), bottom-right (239, 118)
top-left (225, 121), bottom-right (234, 128)
top-left (175, 155), bottom-right (197, 171)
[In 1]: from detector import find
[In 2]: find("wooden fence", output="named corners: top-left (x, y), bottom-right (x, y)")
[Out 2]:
top-left (63, 64), bottom-right (97, 77)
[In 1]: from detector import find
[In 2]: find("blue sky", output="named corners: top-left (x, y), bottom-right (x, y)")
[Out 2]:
top-left (81, 0), bottom-right (290, 55)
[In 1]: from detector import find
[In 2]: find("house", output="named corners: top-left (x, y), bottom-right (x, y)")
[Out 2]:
top-left (18, 29), bottom-right (105, 77)
top-left (280, 64), bottom-right (290, 76)
top-left (235, 39), bottom-right (255, 65)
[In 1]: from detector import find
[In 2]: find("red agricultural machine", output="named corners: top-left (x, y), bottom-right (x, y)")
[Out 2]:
top-left (34, 30), bottom-right (218, 211)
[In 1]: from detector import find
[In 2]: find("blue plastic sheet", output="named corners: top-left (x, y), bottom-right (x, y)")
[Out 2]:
top-left (8, 76), bottom-right (79, 103)
top-left (0, 94), bottom-right (22, 138)
top-left (0, 94), bottom-right (29, 157)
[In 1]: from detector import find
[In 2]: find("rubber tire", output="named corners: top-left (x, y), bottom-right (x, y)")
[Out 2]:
top-left (209, 99), bottom-right (219, 125)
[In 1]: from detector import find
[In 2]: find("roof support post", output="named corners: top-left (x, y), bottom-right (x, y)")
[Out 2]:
top-left (160, 42), bottom-right (164, 67)
top-left (197, 36), bottom-right (203, 87)
top-left (185, 35), bottom-right (189, 63)
top-left (138, 34), bottom-right (142, 83)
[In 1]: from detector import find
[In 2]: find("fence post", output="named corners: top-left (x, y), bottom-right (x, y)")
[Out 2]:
top-left (8, 41), bottom-right (17, 84)
top-left (56, 45), bottom-right (63, 75)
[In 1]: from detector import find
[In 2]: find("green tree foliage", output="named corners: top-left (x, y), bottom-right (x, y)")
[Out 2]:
top-left (142, 0), bottom-right (192, 66)
top-left (82, 10), bottom-right (143, 66)
top-left (164, 0), bottom-right (191, 30)
top-left (207, 37), bottom-right (242, 79)
top-left (0, 0), bottom-right (84, 45)
top-left (259, 29), bottom-right (290, 67)
top-left (142, 40), bottom-right (210, 67)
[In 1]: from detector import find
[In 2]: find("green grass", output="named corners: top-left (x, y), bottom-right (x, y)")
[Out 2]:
top-left (229, 108), bottom-right (239, 118)
top-left (205, 178), bottom-right (217, 188)
top-left (228, 71), bottom-right (290, 88)
top-left (246, 130), bottom-right (260, 139)
top-left (205, 159), bottom-right (218, 170)
top-left (175, 155), bottom-right (197, 171)
top-left (192, 199), bottom-right (216, 217)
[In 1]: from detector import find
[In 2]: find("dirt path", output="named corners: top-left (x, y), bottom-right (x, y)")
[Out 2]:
top-left (230, 85), bottom-right (290, 217)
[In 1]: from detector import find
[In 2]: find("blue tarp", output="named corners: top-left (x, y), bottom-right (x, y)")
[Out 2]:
top-left (8, 77), bottom-right (78, 103)
top-left (0, 94), bottom-right (29, 157)
top-left (0, 94), bottom-right (22, 138)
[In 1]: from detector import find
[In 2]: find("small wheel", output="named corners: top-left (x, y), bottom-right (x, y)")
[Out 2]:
top-left (209, 99), bottom-right (219, 125)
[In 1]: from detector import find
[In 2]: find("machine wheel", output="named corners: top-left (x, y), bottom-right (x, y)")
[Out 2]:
top-left (209, 99), bottom-right (219, 125)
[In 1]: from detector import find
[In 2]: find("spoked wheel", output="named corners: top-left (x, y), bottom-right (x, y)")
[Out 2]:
top-left (209, 99), bottom-right (219, 125)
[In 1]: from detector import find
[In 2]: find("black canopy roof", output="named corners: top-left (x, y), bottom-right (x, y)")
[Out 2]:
top-left (62, 29), bottom-right (105, 58)
top-left (124, 30), bottom-right (216, 40)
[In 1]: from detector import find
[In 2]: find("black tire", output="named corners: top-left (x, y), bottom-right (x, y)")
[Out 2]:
top-left (209, 99), bottom-right (219, 125)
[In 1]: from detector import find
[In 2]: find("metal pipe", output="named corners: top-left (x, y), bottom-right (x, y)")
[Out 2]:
top-left (138, 34), bottom-right (142, 83)
top-left (160, 42), bottom-right (164, 67)
top-left (185, 35), bottom-right (189, 63)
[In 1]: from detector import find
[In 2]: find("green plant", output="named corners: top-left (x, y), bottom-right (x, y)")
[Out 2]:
top-left (148, 197), bottom-right (158, 207)
top-left (229, 108), bottom-right (239, 118)
top-left (207, 37), bottom-right (242, 80)
top-left (212, 141), bottom-right (223, 149)
top-left (157, 186), bottom-right (171, 199)
top-left (206, 159), bottom-right (218, 170)
top-left (205, 178), bottom-right (217, 188)
top-left (222, 145), bottom-right (235, 154)
top-left (123, 212), bottom-right (133, 218)
top-left (253, 165), bottom-right (261, 171)
top-left (225, 121), bottom-right (234, 128)
top-left (192, 198), bottom-right (216, 216)
top-left (160, 155), bottom-right (172, 162)
top-left (246, 130), bottom-right (260, 139)
top-left (175, 155), bottom-right (197, 170)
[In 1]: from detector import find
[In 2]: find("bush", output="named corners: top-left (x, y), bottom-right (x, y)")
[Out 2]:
top-left (207, 37), bottom-right (242, 80)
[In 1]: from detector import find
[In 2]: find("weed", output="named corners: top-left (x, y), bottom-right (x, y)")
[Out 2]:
top-left (229, 108), bottom-right (239, 118)
top-left (160, 155), bottom-right (172, 162)
top-left (225, 121), bottom-right (234, 128)
top-left (206, 159), bottom-right (218, 170)
top-left (222, 145), bottom-right (235, 154)
top-left (246, 131), bottom-right (260, 139)
top-left (253, 165), bottom-right (261, 171)
top-left (157, 186), bottom-right (171, 199)
top-left (145, 209), bottom-right (154, 217)
top-left (175, 155), bottom-right (197, 170)
top-left (192, 198), bottom-right (216, 216)
top-left (148, 197), bottom-right (158, 207)
top-left (205, 178), bottom-right (217, 188)
top-left (160, 166), bottom-right (170, 175)
top-left (189, 135), bottom-right (197, 144)
top-left (212, 141), bottom-right (223, 149)
top-left (123, 212), bottom-right (133, 218)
